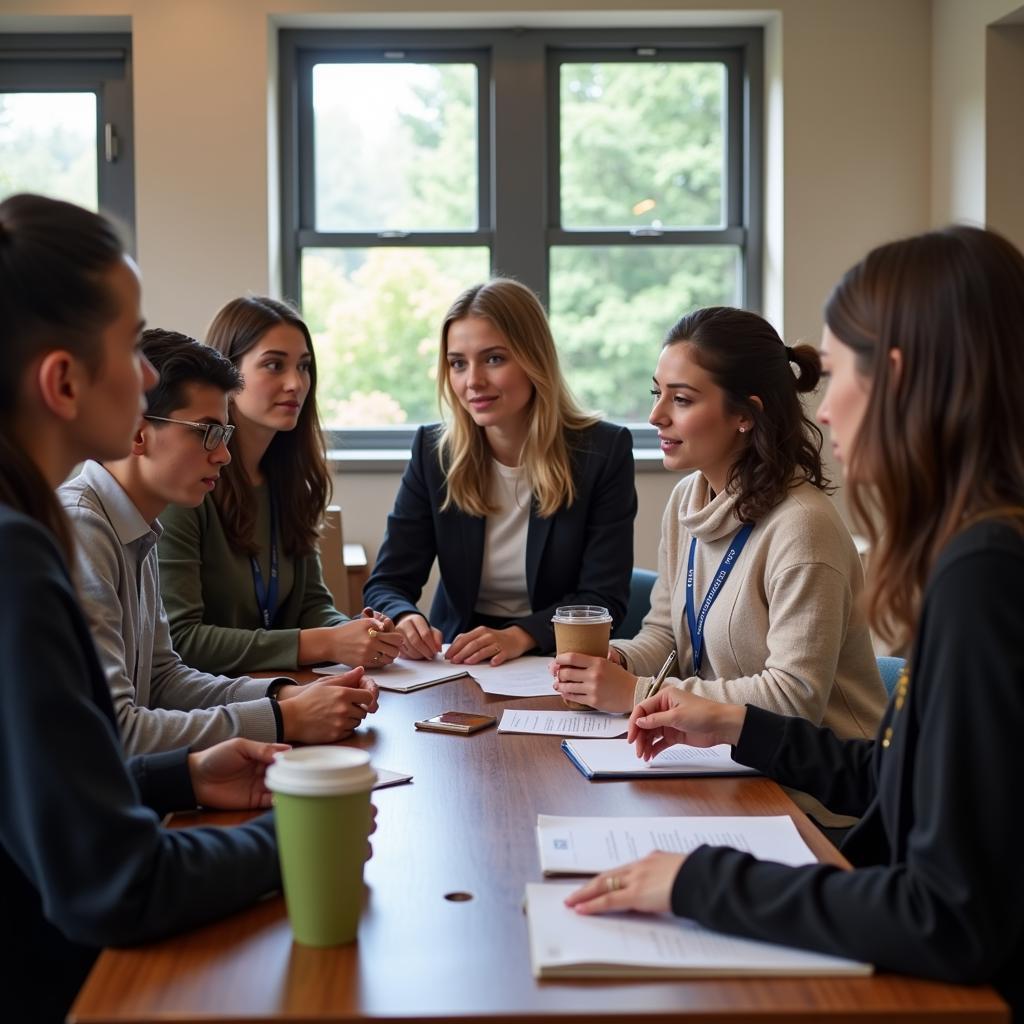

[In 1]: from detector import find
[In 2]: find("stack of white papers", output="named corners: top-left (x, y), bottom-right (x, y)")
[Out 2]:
top-left (536, 814), bottom-right (817, 875)
top-left (312, 657), bottom-right (468, 693)
top-left (525, 883), bottom-right (873, 979)
top-left (562, 738), bottom-right (756, 779)
top-left (499, 709), bottom-right (627, 738)
top-left (312, 650), bottom-right (558, 696)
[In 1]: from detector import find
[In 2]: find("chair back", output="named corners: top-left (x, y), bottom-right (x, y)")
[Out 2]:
top-left (876, 655), bottom-right (906, 697)
top-left (612, 568), bottom-right (658, 640)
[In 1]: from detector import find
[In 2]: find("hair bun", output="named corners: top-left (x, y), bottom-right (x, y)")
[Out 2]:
top-left (788, 342), bottom-right (823, 393)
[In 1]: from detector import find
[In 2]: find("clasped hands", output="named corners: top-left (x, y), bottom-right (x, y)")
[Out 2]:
top-left (396, 613), bottom-right (534, 666)
top-left (298, 607), bottom-right (403, 669)
top-left (273, 666), bottom-right (380, 743)
top-left (564, 685), bottom-right (748, 916)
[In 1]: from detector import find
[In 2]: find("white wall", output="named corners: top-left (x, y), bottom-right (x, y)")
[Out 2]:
top-left (1, 0), bottom-right (946, 573)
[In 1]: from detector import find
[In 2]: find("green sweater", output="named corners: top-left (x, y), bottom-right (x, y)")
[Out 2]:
top-left (158, 486), bottom-right (348, 674)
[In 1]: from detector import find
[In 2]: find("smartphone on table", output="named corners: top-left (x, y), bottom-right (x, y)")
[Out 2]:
top-left (414, 711), bottom-right (496, 735)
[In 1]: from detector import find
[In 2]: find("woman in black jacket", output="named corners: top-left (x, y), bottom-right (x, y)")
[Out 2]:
top-left (567, 225), bottom-right (1024, 1019)
top-left (365, 277), bottom-right (637, 666)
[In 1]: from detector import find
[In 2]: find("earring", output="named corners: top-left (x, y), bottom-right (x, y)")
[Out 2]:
top-left (738, 426), bottom-right (747, 433)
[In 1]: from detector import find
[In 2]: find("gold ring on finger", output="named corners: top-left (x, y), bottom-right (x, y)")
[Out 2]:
top-left (367, 628), bottom-right (380, 639)
top-left (606, 875), bottom-right (621, 893)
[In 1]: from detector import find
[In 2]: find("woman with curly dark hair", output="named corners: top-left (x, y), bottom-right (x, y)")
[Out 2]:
top-left (554, 307), bottom-right (886, 822)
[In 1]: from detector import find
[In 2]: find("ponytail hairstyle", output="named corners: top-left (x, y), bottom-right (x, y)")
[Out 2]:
top-left (825, 226), bottom-right (1024, 648)
top-left (436, 278), bottom-right (599, 518)
top-left (664, 306), bottom-right (830, 524)
top-left (205, 296), bottom-right (331, 558)
top-left (0, 193), bottom-right (125, 561)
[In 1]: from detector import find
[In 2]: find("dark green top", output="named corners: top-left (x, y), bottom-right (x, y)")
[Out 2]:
top-left (158, 484), bottom-right (348, 674)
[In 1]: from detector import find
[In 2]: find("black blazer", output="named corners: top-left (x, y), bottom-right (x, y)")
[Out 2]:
top-left (671, 521), bottom-right (1024, 1017)
top-left (364, 421), bottom-right (637, 652)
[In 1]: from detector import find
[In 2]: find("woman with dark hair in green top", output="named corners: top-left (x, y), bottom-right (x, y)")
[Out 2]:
top-left (158, 296), bottom-right (403, 675)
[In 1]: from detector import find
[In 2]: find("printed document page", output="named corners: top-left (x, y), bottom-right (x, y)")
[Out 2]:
top-left (468, 656), bottom-right (558, 698)
top-left (499, 708), bottom-right (627, 738)
top-left (525, 883), bottom-right (873, 978)
top-left (536, 814), bottom-right (817, 875)
top-left (563, 738), bottom-right (755, 776)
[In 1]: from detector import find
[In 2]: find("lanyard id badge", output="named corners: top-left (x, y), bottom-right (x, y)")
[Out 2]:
top-left (685, 523), bottom-right (754, 674)
top-left (250, 495), bottom-right (279, 629)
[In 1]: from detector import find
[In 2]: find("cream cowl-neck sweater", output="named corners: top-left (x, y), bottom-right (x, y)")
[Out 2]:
top-left (613, 474), bottom-right (887, 824)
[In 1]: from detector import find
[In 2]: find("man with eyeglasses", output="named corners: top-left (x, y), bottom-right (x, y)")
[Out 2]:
top-left (58, 329), bottom-right (378, 754)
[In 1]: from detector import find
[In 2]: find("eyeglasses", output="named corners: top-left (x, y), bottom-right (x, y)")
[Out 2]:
top-left (142, 415), bottom-right (235, 451)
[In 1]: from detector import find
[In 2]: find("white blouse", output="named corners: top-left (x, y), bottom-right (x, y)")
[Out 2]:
top-left (474, 460), bottom-right (532, 618)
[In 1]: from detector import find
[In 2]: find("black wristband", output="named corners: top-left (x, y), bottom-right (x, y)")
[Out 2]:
top-left (269, 697), bottom-right (284, 742)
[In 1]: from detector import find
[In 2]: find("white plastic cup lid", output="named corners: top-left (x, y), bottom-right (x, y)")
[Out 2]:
top-left (266, 746), bottom-right (377, 797)
top-left (551, 604), bottom-right (612, 624)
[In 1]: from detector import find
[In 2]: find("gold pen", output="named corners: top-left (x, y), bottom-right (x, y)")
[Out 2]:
top-left (646, 648), bottom-right (678, 699)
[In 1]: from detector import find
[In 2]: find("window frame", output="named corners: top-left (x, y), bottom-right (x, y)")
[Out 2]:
top-left (279, 26), bottom-right (762, 454)
top-left (0, 32), bottom-right (135, 244)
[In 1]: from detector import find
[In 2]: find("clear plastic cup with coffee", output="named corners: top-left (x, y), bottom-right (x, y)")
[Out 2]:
top-left (551, 605), bottom-right (613, 709)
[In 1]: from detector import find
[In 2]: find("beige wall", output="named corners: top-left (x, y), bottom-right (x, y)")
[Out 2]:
top-left (0, 0), bottom-right (973, 577)
top-left (930, 0), bottom-right (1024, 228)
top-left (985, 21), bottom-right (1024, 254)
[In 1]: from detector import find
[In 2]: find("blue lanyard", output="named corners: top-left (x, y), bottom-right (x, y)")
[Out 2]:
top-left (685, 523), bottom-right (754, 674)
top-left (250, 495), bottom-right (279, 630)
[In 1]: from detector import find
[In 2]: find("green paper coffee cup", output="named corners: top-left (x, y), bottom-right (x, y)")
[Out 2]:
top-left (267, 747), bottom-right (376, 947)
top-left (552, 605), bottom-right (613, 710)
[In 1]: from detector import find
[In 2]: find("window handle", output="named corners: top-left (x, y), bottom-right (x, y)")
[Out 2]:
top-left (630, 226), bottom-right (664, 238)
top-left (104, 122), bottom-right (119, 163)
top-left (377, 230), bottom-right (410, 239)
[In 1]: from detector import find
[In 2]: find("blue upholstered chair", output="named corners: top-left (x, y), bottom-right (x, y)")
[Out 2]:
top-left (612, 568), bottom-right (658, 640)
top-left (876, 655), bottom-right (906, 697)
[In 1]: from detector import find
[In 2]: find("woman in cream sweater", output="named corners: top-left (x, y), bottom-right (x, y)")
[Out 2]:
top-left (554, 307), bottom-right (886, 807)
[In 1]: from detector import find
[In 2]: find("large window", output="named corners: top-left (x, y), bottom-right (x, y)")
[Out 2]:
top-left (0, 34), bottom-right (135, 240)
top-left (280, 28), bottom-right (761, 447)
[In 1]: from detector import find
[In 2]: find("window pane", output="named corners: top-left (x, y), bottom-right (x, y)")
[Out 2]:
top-left (313, 63), bottom-right (478, 232)
top-left (549, 245), bottom-right (739, 421)
top-left (0, 92), bottom-right (98, 208)
top-left (559, 62), bottom-right (725, 230)
top-left (303, 246), bottom-right (490, 427)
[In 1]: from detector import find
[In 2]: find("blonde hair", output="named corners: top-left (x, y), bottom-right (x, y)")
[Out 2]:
top-left (436, 278), bottom-right (599, 518)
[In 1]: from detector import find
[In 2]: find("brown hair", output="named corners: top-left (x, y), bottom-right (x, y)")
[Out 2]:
top-left (205, 296), bottom-right (331, 557)
top-left (665, 306), bottom-right (830, 524)
top-left (0, 193), bottom-right (124, 560)
top-left (826, 225), bottom-right (1024, 647)
top-left (436, 278), bottom-right (599, 518)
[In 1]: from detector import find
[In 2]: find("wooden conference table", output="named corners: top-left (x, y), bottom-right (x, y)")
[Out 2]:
top-left (71, 671), bottom-right (1007, 1024)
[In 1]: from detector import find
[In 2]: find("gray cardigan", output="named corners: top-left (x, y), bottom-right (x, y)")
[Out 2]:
top-left (59, 461), bottom-right (283, 753)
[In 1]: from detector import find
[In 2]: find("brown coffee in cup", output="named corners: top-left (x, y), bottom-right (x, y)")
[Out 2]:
top-left (552, 605), bottom-right (613, 709)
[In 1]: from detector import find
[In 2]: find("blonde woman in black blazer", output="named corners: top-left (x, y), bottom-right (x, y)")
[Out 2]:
top-left (364, 279), bottom-right (637, 666)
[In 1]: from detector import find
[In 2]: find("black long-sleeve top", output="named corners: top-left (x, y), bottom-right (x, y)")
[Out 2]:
top-left (0, 505), bottom-right (280, 1023)
top-left (672, 520), bottom-right (1024, 1018)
